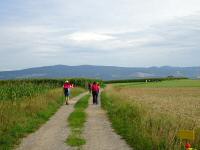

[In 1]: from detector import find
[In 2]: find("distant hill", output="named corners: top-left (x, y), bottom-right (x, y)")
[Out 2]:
top-left (0, 65), bottom-right (200, 80)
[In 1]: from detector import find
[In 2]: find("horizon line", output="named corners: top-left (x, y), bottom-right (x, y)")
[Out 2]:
top-left (0, 64), bottom-right (200, 72)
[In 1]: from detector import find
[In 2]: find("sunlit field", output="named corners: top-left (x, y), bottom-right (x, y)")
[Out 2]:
top-left (102, 79), bottom-right (200, 149)
top-left (115, 79), bottom-right (200, 126)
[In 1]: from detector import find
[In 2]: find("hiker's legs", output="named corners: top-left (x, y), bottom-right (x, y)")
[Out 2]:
top-left (67, 90), bottom-right (70, 104)
top-left (96, 93), bottom-right (98, 104)
top-left (92, 91), bottom-right (96, 104)
top-left (64, 89), bottom-right (69, 105)
top-left (65, 96), bottom-right (69, 105)
top-left (65, 92), bottom-right (70, 105)
top-left (94, 92), bottom-right (98, 104)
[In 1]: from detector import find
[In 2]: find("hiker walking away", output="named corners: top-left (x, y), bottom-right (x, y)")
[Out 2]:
top-left (91, 82), bottom-right (100, 104)
top-left (63, 80), bottom-right (72, 105)
top-left (88, 83), bottom-right (92, 94)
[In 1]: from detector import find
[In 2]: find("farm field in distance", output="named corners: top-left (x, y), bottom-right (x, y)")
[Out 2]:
top-left (102, 79), bottom-right (200, 149)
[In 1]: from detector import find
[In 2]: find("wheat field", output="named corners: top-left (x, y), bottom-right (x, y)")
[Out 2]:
top-left (102, 79), bottom-right (200, 149)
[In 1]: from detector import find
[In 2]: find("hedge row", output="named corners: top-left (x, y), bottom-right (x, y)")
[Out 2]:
top-left (104, 77), bottom-right (188, 84)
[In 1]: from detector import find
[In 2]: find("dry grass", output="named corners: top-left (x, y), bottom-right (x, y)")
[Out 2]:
top-left (103, 84), bottom-right (200, 149)
top-left (118, 87), bottom-right (200, 127)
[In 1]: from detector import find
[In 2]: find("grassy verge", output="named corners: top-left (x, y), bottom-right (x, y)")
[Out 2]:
top-left (101, 85), bottom-right (200, 150)
top-left (66, 94), bottom-right (90, 147)
top-left (101, 91), bottom-right (154, 150)
top-left (0, 87), bottom-right (85, 150)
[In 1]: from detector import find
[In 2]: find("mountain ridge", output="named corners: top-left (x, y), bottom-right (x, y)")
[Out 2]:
top-left (0, 65), bottom-right (200, 80)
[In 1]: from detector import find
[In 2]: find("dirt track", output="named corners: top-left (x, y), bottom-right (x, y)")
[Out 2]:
top-left (82, 95), bottom-right (132, 150)
top-left (16, 92), bottom-right (132, 150)
top-left (15, 93), bottom-right (87, 150)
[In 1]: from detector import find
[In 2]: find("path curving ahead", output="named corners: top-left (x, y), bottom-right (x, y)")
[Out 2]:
top-left (83, 93), bottom-right (132, 150)
top-left (15, 92), bottom-right (88, 150)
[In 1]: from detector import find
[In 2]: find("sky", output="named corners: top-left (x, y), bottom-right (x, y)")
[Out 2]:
top-left (0, 0), bottom-right (200, 71)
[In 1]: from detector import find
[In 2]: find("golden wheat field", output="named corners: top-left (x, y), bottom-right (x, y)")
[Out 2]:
top-left (117, 87), bottom-right (200, 127)
top-left (103, 80), bottom-right (200, 148)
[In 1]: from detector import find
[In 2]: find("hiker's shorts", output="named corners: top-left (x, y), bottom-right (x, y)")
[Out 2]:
top-left (64, 88), bottom-right (70, 96)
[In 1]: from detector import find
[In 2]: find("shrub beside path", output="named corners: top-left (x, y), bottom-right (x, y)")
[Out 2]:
top-left (15, 92), bottom-right (88, 150)
top-left (83, 93), bottom-right (132, 150)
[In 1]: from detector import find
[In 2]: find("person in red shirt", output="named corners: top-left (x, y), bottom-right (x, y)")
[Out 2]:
top-left (91, 81), bottom-right (100, 104)
top-left (63, 80), bottom-right (72, 105)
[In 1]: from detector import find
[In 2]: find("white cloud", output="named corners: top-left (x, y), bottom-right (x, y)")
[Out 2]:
top-left (67, 32), bottom-right (115, 42)
top-left (61, 30), bottom-right (165, 51)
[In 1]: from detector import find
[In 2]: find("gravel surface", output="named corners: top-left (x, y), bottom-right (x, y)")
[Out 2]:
top-left (83, 94), bottom-right (132, 150)
top-left (15, 92), bottom-right (87, 150)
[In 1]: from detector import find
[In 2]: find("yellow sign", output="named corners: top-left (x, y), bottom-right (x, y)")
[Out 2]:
top-left (177, 130), bottom-right (195, 140)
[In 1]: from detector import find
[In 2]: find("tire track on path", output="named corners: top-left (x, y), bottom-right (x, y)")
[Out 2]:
top-left (83, 93), bottom-right (132, 150)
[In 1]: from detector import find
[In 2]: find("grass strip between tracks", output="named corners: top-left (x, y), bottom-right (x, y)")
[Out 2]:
top-left (66, 94), bottom-right (90, 147)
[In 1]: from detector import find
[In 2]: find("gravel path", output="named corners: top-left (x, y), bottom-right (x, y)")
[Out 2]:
top-left (83, 93), bottom-right (132, 150)
top-left (15, 92), bottom-right (87, 150)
